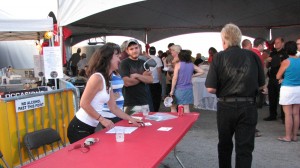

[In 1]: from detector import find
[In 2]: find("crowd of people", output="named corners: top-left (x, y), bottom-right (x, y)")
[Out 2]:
top-left (66, 23), bottom-right (300, 168)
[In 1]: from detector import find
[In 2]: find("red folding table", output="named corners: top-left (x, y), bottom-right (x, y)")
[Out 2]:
top-left (23, 112), bottom-right (199, 168)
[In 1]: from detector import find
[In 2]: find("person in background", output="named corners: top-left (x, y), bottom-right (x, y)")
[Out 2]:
top-left (138, 44), bottom-right (155, 112)
top-left (162, 44), bottom-right (181, 99)
top-left (160, 52), bottom-right (168, 99)
top-left (262, 49), bottom-right (271, 61)
top-left (162, 44), bottom-right (174, 96)
top-left (194, 53), bottom-right (204, 66)
top-left (276, 41), bottom-right (300, 142)
top-left (69, 48), bottom-right (81, 76)
top-left (206, 23), bottom-right (265, 168)
top-left (242, 39), bottom-right (252, 50)
top-left (296, 37), bottom-right (300, 56)
top-left (170, 50), bottom-right (204, 113)
top-left (262, 49), bottom-right (271, 105)
top-left (251, 37), bottom-right (267, 137)
top-left (148, 46), bottom-right (163, 112)
top-left (119, 40), bottom-right (129, 61)
top-left (207, 47), bottom-right (218, 63)
top-left (264, 37), bottom-right (288, 122)
top-left (102, 70), bottom-right (124, 123)
top-left (252, 38), bottom-right (266, 66)
top-left (67, 43), bottom-right (141, 144)
top-left (77, 53), bottom-right (88, 76)
top-left (157, 50), bottom-right (163, 58)
top-left (119, 39), bottom-right (153, 115)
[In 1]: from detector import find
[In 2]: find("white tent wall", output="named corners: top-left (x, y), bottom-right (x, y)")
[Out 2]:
top-left (0, 41), bottom-right (37, 69)
top-left (0, 0), bottom-right (55, 69)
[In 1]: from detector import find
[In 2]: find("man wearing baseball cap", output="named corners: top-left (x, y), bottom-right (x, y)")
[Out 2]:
top-left (119, 39), bottom-right (153, 115)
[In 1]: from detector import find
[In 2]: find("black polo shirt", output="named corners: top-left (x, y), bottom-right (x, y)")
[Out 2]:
top-left (267, 49), bottom-right (288, 79)
top-left (205, 46), bottom-right (265, 98)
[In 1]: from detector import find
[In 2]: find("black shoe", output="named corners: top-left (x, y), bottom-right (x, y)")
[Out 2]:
top-left (263, 117), bottom-right (277, 121)
top-left (255, 131), bottom-right (262, 137)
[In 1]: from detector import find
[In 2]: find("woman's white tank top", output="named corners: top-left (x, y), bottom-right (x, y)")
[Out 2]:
top-left (76, 73), bottom-right (110, 127)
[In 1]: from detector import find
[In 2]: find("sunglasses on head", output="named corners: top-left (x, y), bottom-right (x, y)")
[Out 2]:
top-left (143, 58), bottom-right (157, 71)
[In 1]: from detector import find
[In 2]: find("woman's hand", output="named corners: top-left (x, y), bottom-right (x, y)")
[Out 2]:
top-left (99, 117), bottom-right (114, 130)
top-left (113, 92), bottom-right (121, 100)
top-left (278, 79), bottom-right (283, 84)
top-left (128, 117), bottom-right (144, 127)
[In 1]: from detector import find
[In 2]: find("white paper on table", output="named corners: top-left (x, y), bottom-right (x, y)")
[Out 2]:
top-left (106, 126), bottom-right (138, 134)
top-left (157, 127), bottom-right (173, 131)
top-left (146, 113), bottom-right (177, 121)
top-left (144, 122), bottom-right (152, 126)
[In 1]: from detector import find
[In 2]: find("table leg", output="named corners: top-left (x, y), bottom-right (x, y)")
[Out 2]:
top-left (173, 146), bottom-right (185, 168)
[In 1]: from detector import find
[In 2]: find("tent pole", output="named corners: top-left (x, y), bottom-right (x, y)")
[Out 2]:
top-left (59, 26), bottom-right (63, 64)
top-left (145, 29), bottom-right (148, 44)
top-left (145, 29), bottom-right (149, 53)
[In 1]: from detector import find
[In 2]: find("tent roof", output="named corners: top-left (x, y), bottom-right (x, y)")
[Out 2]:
top-left (0, 18), bottom-right (53, 40)
top-left (65, 0), bottom-right (300, 44)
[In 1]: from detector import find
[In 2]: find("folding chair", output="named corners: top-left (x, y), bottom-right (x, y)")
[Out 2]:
top-left (24, 128), bottom-right (65, 161)
top-left (0, 150), bottom-right (9, 168)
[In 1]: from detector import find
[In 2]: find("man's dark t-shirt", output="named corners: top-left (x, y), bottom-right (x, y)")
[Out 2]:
top-left (267, 49), bottom-right (288, 79)
top-left (119, 58), bottom-right (148, 106)
top-left (205, 46), bottom-right (265, 98)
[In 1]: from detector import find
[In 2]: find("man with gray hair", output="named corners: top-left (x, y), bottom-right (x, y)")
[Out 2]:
top-left (119, 40), bottom-right (129, 61)
top-left (206, 23), bottom-right (265, 168)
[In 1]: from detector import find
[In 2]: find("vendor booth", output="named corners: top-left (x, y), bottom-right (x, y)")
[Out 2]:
top-left (0, 8), bottom-right (79, 168)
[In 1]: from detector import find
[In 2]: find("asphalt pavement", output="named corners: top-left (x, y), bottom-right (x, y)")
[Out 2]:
top-left (158, 104), bottom-right (300, 168)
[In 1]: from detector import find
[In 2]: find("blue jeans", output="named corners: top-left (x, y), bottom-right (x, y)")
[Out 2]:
top-left (217, 101), bottom-right (257, 168)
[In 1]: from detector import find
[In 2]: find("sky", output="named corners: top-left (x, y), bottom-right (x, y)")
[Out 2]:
top-left (74, 33), bottom-right (254, 58)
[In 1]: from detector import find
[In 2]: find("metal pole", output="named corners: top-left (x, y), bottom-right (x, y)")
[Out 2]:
top-left (47, 94), bottom-right (52, 128)
top-left (54, 94), bottom-right (59, 132)
top-left (60, 92), bottom-right (66, 145)
top-left (173, 147), bottom-right (185, 168)
top-left (14, 105), bottom-right (23, 165)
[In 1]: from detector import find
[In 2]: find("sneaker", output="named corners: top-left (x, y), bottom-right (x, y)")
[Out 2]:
top-left (263, 116), bottom-right (277, 121)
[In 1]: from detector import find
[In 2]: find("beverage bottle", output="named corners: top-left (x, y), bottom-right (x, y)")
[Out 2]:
top-left (178, 105), bottom-right (184, 117)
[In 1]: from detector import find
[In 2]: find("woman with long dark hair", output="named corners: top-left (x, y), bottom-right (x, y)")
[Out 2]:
top-left (67, 43), bottom-right (141, 143)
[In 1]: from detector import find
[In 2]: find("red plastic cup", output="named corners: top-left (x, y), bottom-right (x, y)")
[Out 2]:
top-left (178, 105), bottom-right (184, 117)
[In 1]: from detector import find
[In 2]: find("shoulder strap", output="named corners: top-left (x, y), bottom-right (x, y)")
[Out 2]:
top-left (92, 72), bottom-right (106, 89)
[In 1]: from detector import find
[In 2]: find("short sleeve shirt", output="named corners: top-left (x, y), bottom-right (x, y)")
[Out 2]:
top-left (268, 49), bottom-right (288, 79)
top-left (205, 46), bottom-right (265, 98)
top-left (119, 58), bottom-right (148, 106)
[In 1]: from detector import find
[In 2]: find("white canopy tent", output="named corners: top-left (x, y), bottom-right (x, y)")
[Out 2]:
top-left (0, 0), bottom-right (144, 68)
top-left (1, 0), bottom-right (300, 68)
top-left (0, 0), bottom-right (55, 68)
top-left (0, 18), bottom-right (53, 41)
top-left (59, 0), bottom-right (300, 44)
